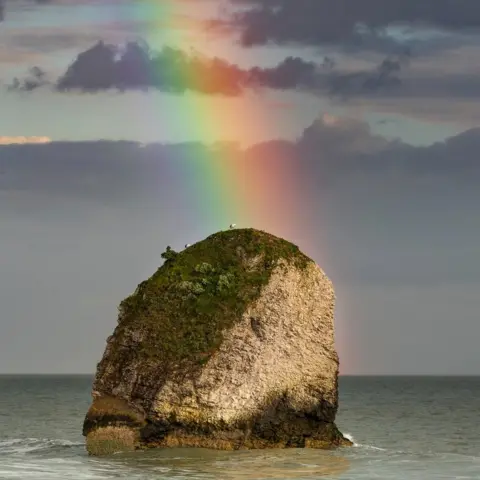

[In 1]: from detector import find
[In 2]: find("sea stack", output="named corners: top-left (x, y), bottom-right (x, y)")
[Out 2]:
top-left (83, 228), bottom-right (351, 455)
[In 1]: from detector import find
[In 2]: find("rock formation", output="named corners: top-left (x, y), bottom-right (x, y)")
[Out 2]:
top-left (83, 228), bottom-right (351, 455)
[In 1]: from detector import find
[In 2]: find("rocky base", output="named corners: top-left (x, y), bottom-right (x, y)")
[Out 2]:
top-left (86, 426), bottom-right (139, 455)
top-left (86, 424), bottom-right (351, 455)
top-left (139, 423), bottom-right (351, 450)
top-left (84, 396), bottom-right (352, 456)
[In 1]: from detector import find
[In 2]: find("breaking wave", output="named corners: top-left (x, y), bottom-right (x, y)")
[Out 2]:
top-left (0, 438), bottom-right (83, 455)
top-left (343, 432), bottom-right (386, 451)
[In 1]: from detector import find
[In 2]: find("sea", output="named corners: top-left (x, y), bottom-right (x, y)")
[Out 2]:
top-left (1, 375), bottom-right (479, 480)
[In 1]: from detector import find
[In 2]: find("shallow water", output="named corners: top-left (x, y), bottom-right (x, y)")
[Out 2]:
top-left (1, 375), bottom-right (479, 479)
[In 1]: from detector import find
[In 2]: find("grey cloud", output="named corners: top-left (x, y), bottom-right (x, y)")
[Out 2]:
top-left (14, 41), bottom-right (480, 105)
top-left (221, 0), bottom-right (480, 52)
top-left (371, 72), bottom-right (480, 100)
top-left (248, 115), bottom-right (480, 182)
top-left (55, 41), bottom-right (321, 94)
top-left (321, 56), bottom-right (336, 69)
top-left (2, 116), bottom-right (479, 204)
top-left (0, 140), bottom-right (199, 206)
top-left (1, 115), bottom-right (480, 287)
top-left (326, 54), bottom-right (408, 98)
top-left (9, 41), bottom-right (402, 97)
top-left (8, 66), bottom-right (48, 91)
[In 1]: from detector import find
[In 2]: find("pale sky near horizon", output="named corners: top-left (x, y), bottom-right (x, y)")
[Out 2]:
top-left (1, 0), bottom-right (480, 375)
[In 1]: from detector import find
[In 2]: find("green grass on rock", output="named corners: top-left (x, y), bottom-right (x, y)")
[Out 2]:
top-left (115, 228), bottom-right (312, 371)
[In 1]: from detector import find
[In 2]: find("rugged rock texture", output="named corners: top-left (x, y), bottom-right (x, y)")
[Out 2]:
top-left (84, 228), bottom-right (351, 455)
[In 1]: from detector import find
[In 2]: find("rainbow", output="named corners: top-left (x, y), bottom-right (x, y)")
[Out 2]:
top-left (128, 1), bottom-right (319, 256)
top-left (86, 1), bottom-right (324, 260)
top-left (104, 0), bottom-right (350, 371)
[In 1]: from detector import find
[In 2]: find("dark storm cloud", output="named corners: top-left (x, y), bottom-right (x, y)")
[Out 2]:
top-left (26, 42), bottom-right (480, 106)
top-left (40, 40), bottom-right (473, 102)
top-left (9, 41), bottom-right (403, 97)
top-left (56, 41), bottom-right (247, 94)
top-left (221, 0), bottom-right (480, 50)
top-left (54, 41), bottom-right (323, 94)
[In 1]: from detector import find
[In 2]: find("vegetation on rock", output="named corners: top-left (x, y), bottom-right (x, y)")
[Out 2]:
top-left (115, 228), bottom-right (311, 370)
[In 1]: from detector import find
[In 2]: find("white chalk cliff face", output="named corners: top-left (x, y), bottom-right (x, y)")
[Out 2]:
top-left (83, 229), bottom-right (351, 455)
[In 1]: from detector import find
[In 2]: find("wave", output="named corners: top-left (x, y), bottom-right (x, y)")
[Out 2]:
top-left (344, 433), bottom-right (386, 451)
top-left (0, 438), bottom-right (83, 455)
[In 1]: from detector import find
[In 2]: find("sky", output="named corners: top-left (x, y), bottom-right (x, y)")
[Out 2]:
top-left (0, 0), bottom-right (479, 375)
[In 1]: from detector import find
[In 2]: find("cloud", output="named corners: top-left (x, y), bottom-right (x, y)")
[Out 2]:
top-left (1, 114), bottom-right (479, 287)
top-left (54, 41), bottom-right (325, 95)
top-left (19, 39), bottom-right (480, 108)
top-left (218, 0), bottom-right (480, 52)
top-left (7, 66), bottom-right (48, 91)
top-left (8, 40), bottom-right (403, 97)
top-left (2, 112), bottom-right (479, 194)
top-left (0, 136), bottom-right (51, 145)
top-left (56, 41), bottom-right (247, 94)
top-left (238, 113), bottom-right (480, 185)
top-left (10, 39), bottom-right (480, 128)
top-left (326, 54), bottom-right (408, 98)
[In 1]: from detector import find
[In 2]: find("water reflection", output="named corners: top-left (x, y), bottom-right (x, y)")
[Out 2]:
top-left (95, 448), bottom-right (351, 479)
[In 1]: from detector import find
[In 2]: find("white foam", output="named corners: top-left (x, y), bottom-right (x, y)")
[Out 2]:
top-left (343, 432), bottom-right (358, 446)
top-left (0, 438), bottom-right (82, 455)
top-left (344, 433), bottom-right (386, 451)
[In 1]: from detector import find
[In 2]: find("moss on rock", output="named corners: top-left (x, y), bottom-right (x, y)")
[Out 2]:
top-left (114, 228), bottom-right (311, 371)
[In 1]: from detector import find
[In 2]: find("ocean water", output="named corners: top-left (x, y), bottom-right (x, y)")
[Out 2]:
top-left (1, 375), bottom-right (479, 479)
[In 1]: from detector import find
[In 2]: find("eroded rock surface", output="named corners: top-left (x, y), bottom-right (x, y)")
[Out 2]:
top-left (84, 229), bottom-right (351, 454)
